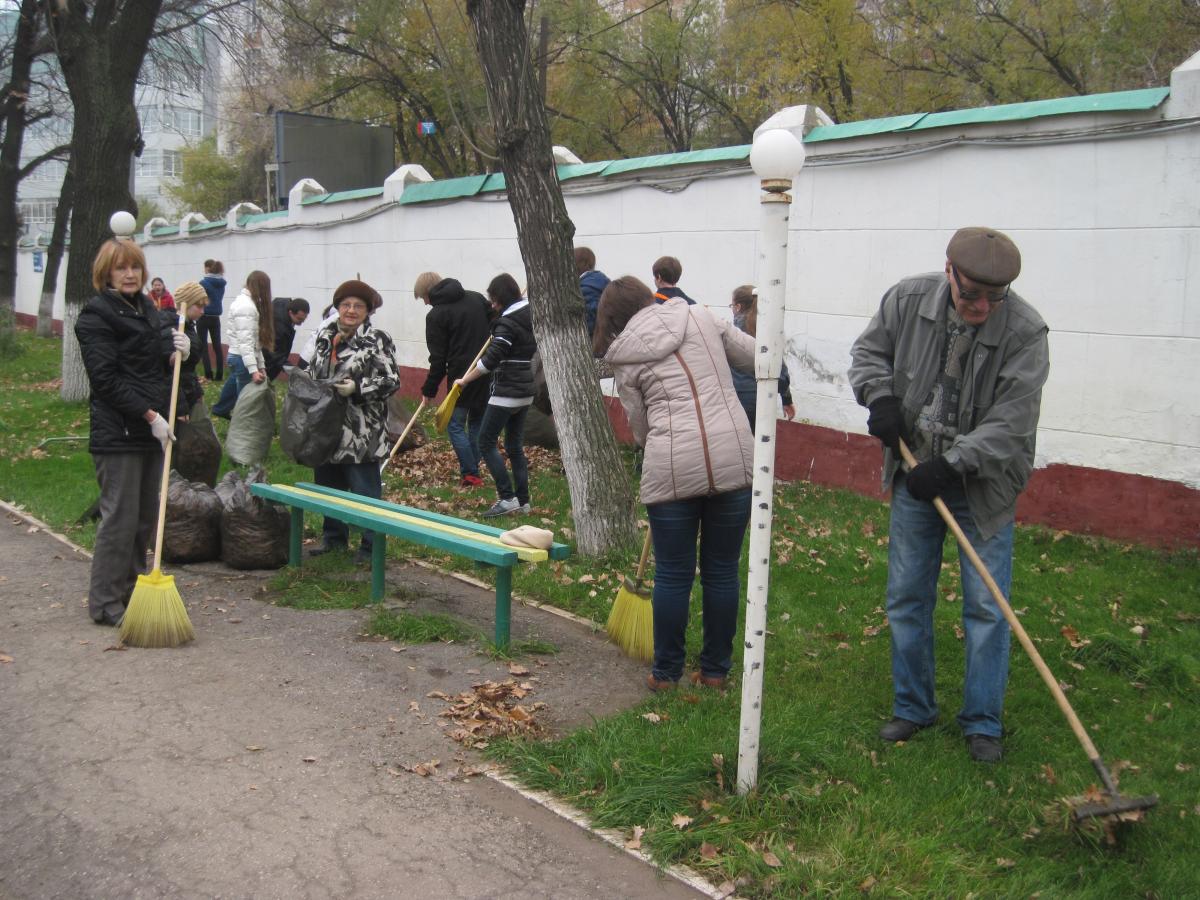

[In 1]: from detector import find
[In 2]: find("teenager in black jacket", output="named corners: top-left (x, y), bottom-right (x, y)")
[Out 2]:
top-left (415, 272), bottom-right (491, 487)
top-left (75, 239), bottom-right (190, 626)
top-left (453, 273), bottom-right (536, 517)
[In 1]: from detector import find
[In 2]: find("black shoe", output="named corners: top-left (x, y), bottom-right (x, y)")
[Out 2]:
top-left (966, 733), bottom-right (1003, 763)
top-left (879, 717), bottom-right (933, 742)
top-left (92, 609), bottom-right (124, 627)
top-left (307, 541), bottom-right (347, 558)
top-left (354, 546), bottom-right (373, 565)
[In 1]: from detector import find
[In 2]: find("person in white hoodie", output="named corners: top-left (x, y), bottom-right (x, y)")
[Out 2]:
top-left (212, 270), bottom-right (274, 418)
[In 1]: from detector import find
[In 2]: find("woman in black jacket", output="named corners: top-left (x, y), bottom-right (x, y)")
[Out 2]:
top-left (74, 239), bottom-right (190, 626)
top-left (453, 273), bottom-right (536, 517)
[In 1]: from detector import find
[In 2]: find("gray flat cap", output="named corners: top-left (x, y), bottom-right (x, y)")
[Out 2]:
top-left (946, 227), bottom-right (1021, 286)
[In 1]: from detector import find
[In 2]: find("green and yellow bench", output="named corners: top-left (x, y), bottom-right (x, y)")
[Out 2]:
top-left (249, 482), bottom-right (570, 648)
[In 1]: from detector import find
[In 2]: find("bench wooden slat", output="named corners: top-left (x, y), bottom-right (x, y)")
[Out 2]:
top-left (284, 485), bottom-right (549, 563)
top-left (295, 481), bottom-right (571, 560)
top-left (251, 484), bottom-right (518, 566)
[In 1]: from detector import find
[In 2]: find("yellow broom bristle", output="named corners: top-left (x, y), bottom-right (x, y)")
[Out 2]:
top-left (606, 584), bottom-right (654, 662)
top-left (119, 569), bottom-right (195, 648)
top-left (434, 385), bottom-right (460, 433)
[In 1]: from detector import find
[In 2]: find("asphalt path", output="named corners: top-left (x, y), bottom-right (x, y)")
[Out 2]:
top-left (0, 508), bottom-right (705, 900)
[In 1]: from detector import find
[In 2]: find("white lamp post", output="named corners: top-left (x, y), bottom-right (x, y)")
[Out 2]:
top-left (737, 128), bottom-right (806, 795)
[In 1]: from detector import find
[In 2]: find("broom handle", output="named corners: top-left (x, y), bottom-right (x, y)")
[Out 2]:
top-left (897, 439), bottom-right (1103, 764)
top-left (150, 318), bottom-right (187, 573)
top-left (380, 396), bottom-right (427, 473)
top-left (633, 527), bottom-right (653, 588)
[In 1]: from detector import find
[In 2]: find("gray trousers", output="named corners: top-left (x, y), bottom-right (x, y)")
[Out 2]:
top-left (89, 452), bottom-right (162, 621)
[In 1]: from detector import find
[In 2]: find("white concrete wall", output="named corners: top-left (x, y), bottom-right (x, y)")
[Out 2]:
top-left (15, 79), bottom-right (1199, 490)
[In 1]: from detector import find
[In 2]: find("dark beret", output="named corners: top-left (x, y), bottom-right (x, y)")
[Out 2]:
top-left (946, 227), bottom-right (1021, 286)
top-left (332, 279), bottom-right (382, 311)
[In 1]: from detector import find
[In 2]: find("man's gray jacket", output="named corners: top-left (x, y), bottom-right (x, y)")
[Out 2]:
top-left (848, 272), bottom-right (1050, 539)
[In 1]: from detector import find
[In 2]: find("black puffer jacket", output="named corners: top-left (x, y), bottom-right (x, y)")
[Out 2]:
top-left (421, 278), bottom-right (492, 412)
top-left (479, 299), bottom-right (536, 401)
top-left (76, 290), bottom-right (175, 454)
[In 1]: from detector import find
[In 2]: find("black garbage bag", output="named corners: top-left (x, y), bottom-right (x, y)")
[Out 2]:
top-left (385, 393), bottom-right (427, 455)
top-left (162, 470), bottom-right (223, 563)
top-left (217, 467), bottom-right (289, 570)
top-left (524, 407), bottom-right (559, 450)
top-left (226, 380), bottom-right (276, 466)
top-left (281, 369), bottom-right (347, 467)
top-left (173, 398), bottom-right (222, 487)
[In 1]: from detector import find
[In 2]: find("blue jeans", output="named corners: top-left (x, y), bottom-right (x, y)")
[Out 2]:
top-left (313, 460), bottom-right (383, 551)
top-left (645, 487), bottom-right (751, 682)
top-left (886, 471), bottom-right (1014, 738)
top-left (478, 404), bottom-right (529, 503)
top-left (211, 354), bottom-right (251, 418)
top-left (448, 404), bottom-right (483, 478)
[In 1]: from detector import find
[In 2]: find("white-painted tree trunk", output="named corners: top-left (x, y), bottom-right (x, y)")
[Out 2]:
top-left (737, 188), bottom-right (792, 795)
top-left (59, 300), bottom-right (88, 402)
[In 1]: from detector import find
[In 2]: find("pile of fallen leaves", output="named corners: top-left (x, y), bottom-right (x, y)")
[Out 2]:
top-left (430, 676), bottom-right (545, 749)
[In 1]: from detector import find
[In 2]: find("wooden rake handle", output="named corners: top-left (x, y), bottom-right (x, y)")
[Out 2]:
top-left (150, 318), bottom-right (187, 572)
top-left (633, 527), bottom-right (653, 589)
top-left (380, 396), bottom-right (428, 473)
top-left (897, 439), bottom-right (1103, 763)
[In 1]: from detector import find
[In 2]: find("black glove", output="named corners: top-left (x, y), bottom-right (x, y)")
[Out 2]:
top-left (867, 396), bottom-right (907, 453)
top-left (905, 456), bottom-right (958, 501)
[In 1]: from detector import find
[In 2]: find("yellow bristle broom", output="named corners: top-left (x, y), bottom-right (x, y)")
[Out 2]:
top-left (119, 297), bottom-right (196, 648)
top-left (606, 528), bottom-right (654, 662)
top-left (434, 337), bottom-right (492, 433)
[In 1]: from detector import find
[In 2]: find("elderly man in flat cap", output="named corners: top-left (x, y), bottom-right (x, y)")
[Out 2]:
top-left (848, 227), bottom-right (1049, 763)
top-left (307, 279), bottom-right (400, 564)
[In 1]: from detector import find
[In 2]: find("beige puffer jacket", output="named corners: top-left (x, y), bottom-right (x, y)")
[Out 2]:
top-left (605, 297), bottom-right (755, 505)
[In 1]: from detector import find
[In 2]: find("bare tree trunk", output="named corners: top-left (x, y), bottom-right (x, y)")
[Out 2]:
top-left (0, 0), bottom-right (42, 340)
top-left (466, 0), bottom-right (635, 556)
top-left (48, 0), bottom-right (164, 401)
top-left (36, 162), bottom-right (73, 337)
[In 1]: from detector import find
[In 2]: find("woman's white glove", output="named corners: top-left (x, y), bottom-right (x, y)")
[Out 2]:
top-left (171, 330), bottom-right (190, 360)
top-left (148, 412), bottom-right (174, 451)
top-left (334, 380), bottom-right (356, 397)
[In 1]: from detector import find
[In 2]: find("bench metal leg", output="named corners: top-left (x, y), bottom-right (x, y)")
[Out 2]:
top-left (289, 507), bottom-right (303, 566)
top-left (370, 536), bottom-right (387, 602)
top-left (494, 566), bottom-right (512, 650)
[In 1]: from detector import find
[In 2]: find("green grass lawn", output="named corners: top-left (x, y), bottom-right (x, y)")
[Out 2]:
top-left (3, 332), bottom-right (1198, 897)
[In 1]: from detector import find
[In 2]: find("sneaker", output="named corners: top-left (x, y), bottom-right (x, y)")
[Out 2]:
top-left (460, 474), bottom-right (484, 488)
top-left (482, 497), bottom-right (521, 518)
top-left (965, 733), bottom-right (1003, 763)
top-left (878, 717), bottom-right (933, 742)
top-left (355, 545), bottom-right (374, 565)
top-left (514, 502), bottom-right (531, 515)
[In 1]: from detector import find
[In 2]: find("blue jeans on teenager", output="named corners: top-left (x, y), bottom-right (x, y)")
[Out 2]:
top-left (448, 404), bottom-right (484, 478)
top-left (478, 404), bottom-right (530, 503)
top-left (312, 460), bottom-right (383, 551)
top-left (886, 471), bottom-right (1014, 738)
top-left (211, 354), bottom-right (251, 418)
top-left (645, 487), bottom-right (752, 683)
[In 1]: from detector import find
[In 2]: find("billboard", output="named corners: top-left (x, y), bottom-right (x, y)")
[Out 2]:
top-left (274, 111), bottom-right (395, 206)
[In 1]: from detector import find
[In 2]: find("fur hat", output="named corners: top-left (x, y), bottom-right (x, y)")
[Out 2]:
top-left (173, 281), bottom-right (208, 311)
top-left (499, 525), bottom-right (554, 551)
top-left (332, 279), bottom-right (382, 311)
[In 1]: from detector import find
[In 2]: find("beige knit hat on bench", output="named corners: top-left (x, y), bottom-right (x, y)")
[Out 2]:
top-left (499, 525), bottom-right (554, 551)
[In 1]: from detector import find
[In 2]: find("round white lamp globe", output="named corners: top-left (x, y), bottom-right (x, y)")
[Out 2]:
top-left (750, 129), bottom-right (806, 181)
top-left (109, 210), bottom-right (136, 237)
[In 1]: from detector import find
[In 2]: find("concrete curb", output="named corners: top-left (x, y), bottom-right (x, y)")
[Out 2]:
top-left (0, 498), bottom-right (92, 558)
top-left (486, 770), bottom-right (731, 900)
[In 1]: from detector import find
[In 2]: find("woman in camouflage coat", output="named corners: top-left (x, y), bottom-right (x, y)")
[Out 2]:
top-left (307, 279), bottom-right (400, 563)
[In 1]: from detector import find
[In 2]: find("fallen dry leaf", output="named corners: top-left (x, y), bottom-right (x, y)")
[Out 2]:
top-left (672, 813), bottom-right (693, 829)
top-left (1040, 764), bottom-right (1057, 785)
top-left (715, 882), bottom-right (736, 899)
top-left (641, 712), bottom-right (662, 724)
top-left (1176, 762), bottom-right (1193, 773)
top-left (858, 874), bottom-right (878, 892)
top-left (0, 653), bottom-right (12, 664)
top-left (507, 662), bottom-right (530, 676)
top-left (245, 745), bottom-right (264, 752)
top-left (996, 857), bottom-right (1016, 869)
top-left (762, 850), bottom-right (783, 868)
top-left (699, 842), bottom-right (719, 861)
top-left (302, 756), bottom-right (317, 763)
top-left (1061, 625), bottom-right (1090, 649)
top-left (625, 825), bottom-right (645, 850)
